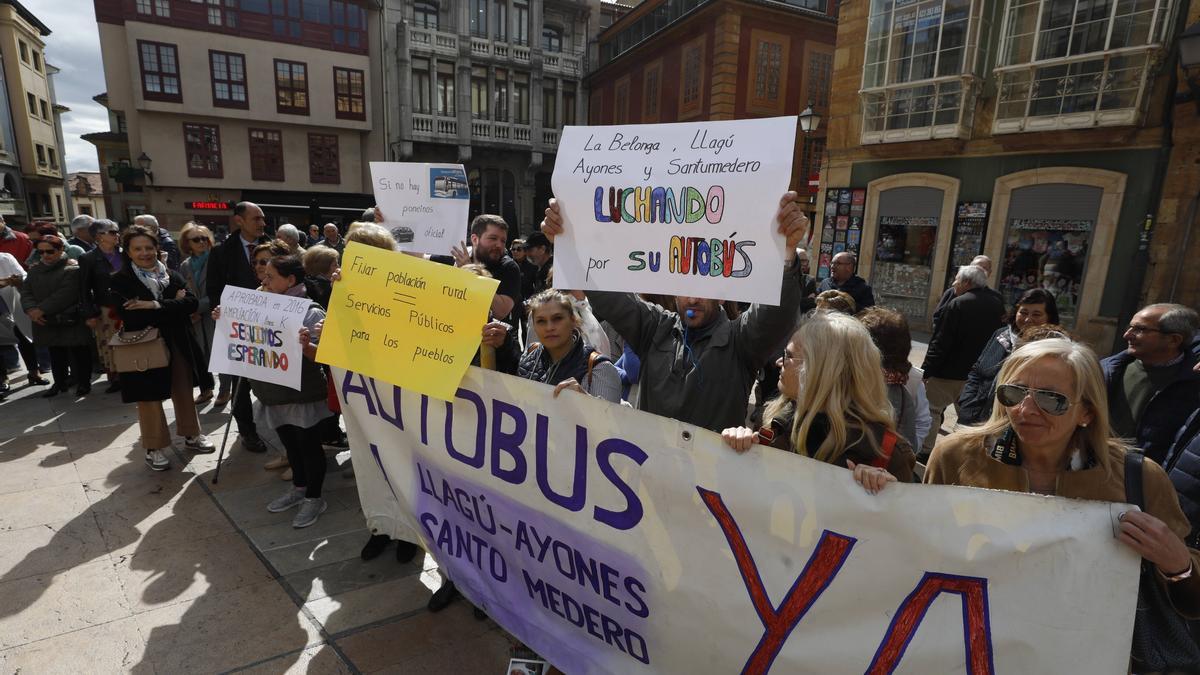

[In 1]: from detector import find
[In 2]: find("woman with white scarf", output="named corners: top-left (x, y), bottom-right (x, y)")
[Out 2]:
top-left (108, 224), bottom-right (215, 471)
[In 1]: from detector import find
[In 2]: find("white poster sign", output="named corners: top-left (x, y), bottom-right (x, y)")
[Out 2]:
top-left (338, 366), bottom-right (1140, 675)
top-left (209, 287), bottom-right (310, 390)
top-left (370, 162), bottom-right (470, 255)
top-left (550, 117), bottom-right (797, 305)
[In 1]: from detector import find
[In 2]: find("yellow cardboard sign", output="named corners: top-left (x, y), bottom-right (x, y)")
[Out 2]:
top-left (317, 241), bottom-right (499, 400)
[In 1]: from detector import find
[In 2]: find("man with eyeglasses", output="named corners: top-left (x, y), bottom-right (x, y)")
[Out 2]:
top-left (206, 202), bottom-right (270, 453)
top-left (1103, 303), bottom-right (1200, 466)
top-left (816, 251), bottom-right (875, 311)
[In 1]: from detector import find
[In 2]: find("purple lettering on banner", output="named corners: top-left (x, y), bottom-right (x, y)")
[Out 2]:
top-left (594, 439), bottom-right (648, 530)
top-left (369, 443), bottom-right (401, 503)
top-left (445, 388), bottom-right (487, 468)
top-left (368, 378), bottom-right (404, 430)
top-left (490, 399), bottom-right (529, 484)
top-left (535, 415), bottom-right (588, 512)
top-left (339, 370), bottom-right (377, 415)
top-left (415, 458), bottom-right (652, 672)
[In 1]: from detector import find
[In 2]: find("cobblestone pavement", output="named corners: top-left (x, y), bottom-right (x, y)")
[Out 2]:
top-left (0, 365), bottom-right (511, 674)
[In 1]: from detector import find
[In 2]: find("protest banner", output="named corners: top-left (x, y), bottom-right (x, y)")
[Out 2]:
top-left (338, 366), bottom-right (1140, 675)
top-left (371, 162), bottom-right (471, 255)
top-left (550, 117), bottom-right (797, 305)
top-left (209, 286), bottom-right (310, 390)
top-left (316, 242), bottom-right (497, 400)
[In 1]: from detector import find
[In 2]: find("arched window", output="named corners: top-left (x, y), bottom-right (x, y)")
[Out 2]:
top-left (414, 0), bottom-right (438, 29)
top-left (542, 24), bottom-right (562, 52)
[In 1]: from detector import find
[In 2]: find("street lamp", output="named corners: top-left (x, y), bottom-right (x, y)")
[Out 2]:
top-left (137, 152), bottom-right (154, 184)
top-left (799, 101), bottom-right (822, 134)
top-left (1179, 22), bottom-right (1200, 112)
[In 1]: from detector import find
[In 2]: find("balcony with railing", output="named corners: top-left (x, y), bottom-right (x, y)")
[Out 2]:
top-left (411, 111), bottom-right (563, 150)
top-left (407, 25), bottom-right (584, 77)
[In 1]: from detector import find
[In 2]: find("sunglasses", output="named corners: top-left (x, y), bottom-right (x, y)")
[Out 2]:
top-left (254, 259), bottom-right (271, 267)
top-left (188, 237), bottom-right (209, 244)
top-left (36, 248), bottom-right (58, 255)
top-left (995, 383), bottom-right (1073, 416)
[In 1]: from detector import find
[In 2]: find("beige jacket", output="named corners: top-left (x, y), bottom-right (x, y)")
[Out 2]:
top-left (926, 433), bottom-right (1200, 618)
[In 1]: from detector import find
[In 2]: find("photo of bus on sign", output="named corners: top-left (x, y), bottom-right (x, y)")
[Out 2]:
top-left (430, 167), bottom-right (469, 199)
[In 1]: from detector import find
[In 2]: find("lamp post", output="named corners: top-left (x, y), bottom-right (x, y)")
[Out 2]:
top-left (799, 102), bottom-right (822, 134)
top-left (137, 152), bottom-right (153, 184)
top-left (799, 101), bottom-right (823, 209)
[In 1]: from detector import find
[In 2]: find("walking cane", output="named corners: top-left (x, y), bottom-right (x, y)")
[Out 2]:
top-left (211, 376), bottom-right (243, 485)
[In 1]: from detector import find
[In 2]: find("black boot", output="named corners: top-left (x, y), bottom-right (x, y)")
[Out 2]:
top-left (396, 540), bottom-right (418, 564)
top-left (360, 534), bottom-right (390, 561)
top-left (427, 581), bottom-right (459, 612)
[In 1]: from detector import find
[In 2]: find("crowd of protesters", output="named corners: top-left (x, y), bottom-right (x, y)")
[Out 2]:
top-left (2, 196), bottom-right (1200, 670)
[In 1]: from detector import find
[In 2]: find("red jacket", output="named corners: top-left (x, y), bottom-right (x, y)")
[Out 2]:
top-left (0, 228), bottom-right (32, 268)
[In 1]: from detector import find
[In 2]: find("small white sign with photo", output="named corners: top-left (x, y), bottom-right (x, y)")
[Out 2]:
top-left (370, 161), bottom-right (471, 255)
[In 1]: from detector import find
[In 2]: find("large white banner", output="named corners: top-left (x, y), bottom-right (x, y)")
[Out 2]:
top-left (210, 287), bottom-right (309, 390)
top-left (338, 367), bottom-right (1139, 674)
top-left (550, 118), bottom-right (797, 305)
top-left (370, 162), bottom-right (470, 255)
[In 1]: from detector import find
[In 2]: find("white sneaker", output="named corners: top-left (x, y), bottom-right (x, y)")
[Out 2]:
top-left (145, 450), bottom-right (170, 471)
top-left (267, 487), bottom-right (305, 513)
top-left (184, 435), bottom-right (216, 454)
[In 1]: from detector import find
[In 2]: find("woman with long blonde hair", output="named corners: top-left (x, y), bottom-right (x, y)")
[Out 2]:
top-left (881, 338), bottom-right (1200, 669)
top-left (722, 310), bottom-right (915, 486)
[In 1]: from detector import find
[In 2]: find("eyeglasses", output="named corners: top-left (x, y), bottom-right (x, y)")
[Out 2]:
top-left (1125, 324), bottom-right (1165, 336)
top-left (36, 248), bottom-right (57, 255)
top-left (995, 383), bottom-right (1073, 416)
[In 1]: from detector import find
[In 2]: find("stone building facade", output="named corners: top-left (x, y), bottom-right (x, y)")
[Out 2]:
top-left (380, 0), bottom-right (599, 237)
top-left (821, 0), bottom-right (1196, 346)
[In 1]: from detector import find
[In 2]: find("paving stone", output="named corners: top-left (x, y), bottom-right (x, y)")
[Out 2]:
top-left (0, 516), bottom-right (109, 583)
top-left (0, 558), bottom-right (131, 650)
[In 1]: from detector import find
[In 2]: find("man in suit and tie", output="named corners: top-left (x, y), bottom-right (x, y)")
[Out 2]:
top-left (207, 202), bottom-right (269, 453)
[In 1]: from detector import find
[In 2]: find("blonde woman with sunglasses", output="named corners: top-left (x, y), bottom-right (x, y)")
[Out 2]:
top-left (918, 338), bottom-right (1200, 665)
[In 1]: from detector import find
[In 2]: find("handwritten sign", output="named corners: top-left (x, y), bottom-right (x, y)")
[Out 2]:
top-left (316, 242), bottom-right (498, 400)
top-left (340, 366), bottom-right (1140, 674)
top-left (550, 117), bottom-right (797, 304)
top-left (209, 287), bottom-right (310, 390)
top-left (370, 162), bottom-right (470, 255)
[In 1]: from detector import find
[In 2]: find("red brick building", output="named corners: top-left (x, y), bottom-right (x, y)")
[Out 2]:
top-left (585, 0), bottom-right (837, 210)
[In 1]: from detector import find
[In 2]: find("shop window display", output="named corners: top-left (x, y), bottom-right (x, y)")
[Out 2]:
top-left (999, 219), bottom-right (1091, 325)
top-left (869, 186), bottom-right (943, 320)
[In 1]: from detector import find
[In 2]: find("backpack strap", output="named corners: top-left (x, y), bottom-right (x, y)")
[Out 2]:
top-left (1124, 451), bottom-right (1145, 511)
top-left (870, 430), bottom-right (899, 470)
top-left (586, 351), bottom-right (600, 389)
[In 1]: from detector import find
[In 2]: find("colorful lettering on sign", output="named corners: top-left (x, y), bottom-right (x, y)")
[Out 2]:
top-left (593, 186), bottom-right (725, 225)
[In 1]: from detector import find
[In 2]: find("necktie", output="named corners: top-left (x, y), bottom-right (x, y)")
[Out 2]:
top-left (246, 243), bottom-right (255, 262)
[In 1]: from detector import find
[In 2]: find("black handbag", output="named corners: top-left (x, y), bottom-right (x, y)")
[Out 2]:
top-left (1124, 452), bottom-right (1200, 673)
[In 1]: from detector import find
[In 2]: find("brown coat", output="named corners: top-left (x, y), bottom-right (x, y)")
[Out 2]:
top-left (927, 433), bottom-right (1200, 618)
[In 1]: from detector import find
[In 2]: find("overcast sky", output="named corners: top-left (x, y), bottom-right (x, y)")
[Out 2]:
top-left (27, 0), bottom-right (108, 174)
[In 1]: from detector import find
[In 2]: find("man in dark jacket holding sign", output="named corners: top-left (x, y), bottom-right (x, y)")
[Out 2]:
top-left (540, 192), bottom-right (809, 432)
top-left (207, 202), bottom-right (270, 453)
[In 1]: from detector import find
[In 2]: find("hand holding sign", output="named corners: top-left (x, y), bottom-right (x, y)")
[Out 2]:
top-left (209, 287), bottom-right (310, 390)
top-left (548, 117), bottom-right (798, 304)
